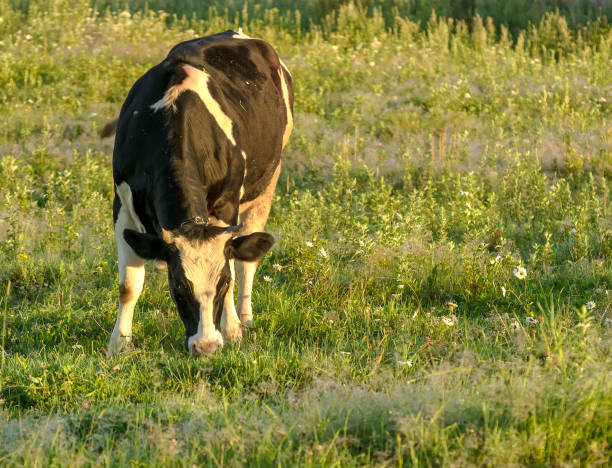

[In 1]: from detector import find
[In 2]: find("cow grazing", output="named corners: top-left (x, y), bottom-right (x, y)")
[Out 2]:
top-left (107, 30), bottom-right (293, 356)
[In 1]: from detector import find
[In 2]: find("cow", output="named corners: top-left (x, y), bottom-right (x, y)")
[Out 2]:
top-left (106, 30), bottom-right (293, 356)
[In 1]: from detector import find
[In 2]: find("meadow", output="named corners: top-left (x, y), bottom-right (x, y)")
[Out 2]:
top-left (0, 0), bottom-right (611, 465)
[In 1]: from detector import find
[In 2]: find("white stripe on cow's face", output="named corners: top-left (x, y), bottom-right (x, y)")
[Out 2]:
top-left (278, 65), bottom-right (293, 149)
top-left (173, 232), bottom-right (232, 354)
top-left (150, 64), bottom-right (237, 146)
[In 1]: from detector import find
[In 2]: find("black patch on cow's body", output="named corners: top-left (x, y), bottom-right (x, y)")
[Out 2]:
top-left (204, 45), bottom-right (266, 85)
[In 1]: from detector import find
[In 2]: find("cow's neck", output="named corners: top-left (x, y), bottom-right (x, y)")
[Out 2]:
top-left (154, 165), bottom-right (209, 232)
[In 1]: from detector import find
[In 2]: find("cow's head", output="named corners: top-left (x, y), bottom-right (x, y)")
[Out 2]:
top-left (123, 222), bottom-right (273, 354)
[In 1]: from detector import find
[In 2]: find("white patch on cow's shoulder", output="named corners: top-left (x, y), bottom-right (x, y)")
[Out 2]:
top-left (278, 65), bottom-right (293, 148)
top-left (115, 182), bottom-right (145, 233)
top-left (150, 65), bottom-right (236, 147)
top-left (233, 28), bottom-right (250, 39)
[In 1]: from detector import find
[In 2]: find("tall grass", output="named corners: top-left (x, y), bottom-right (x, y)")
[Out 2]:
top-left (5, 0), bottom-right (612, 36)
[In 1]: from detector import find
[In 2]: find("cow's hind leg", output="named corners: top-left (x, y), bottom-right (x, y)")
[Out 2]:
top-left (235, 164), bottom-right (281, 327)
top-left (108, 193), bottom-right (145, 356)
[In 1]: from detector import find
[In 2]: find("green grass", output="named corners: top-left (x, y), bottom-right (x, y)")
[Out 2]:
top-left (0, 0), bottom-right (611, 465)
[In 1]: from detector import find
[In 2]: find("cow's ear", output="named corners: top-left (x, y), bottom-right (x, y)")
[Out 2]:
top-left (228, 232), bottom-right (274, 262)
top-left (123, 229), bottom-right (172, 262)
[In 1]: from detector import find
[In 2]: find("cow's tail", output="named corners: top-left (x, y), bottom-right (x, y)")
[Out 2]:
top-left (100, 118), bottom-right (118, 138)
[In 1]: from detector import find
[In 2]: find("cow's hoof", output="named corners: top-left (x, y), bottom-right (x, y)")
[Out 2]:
top-left (240, 314), bottom-right (254, 328)
top-left (190, 330), bottom-right (223, 355)
top-left (222, 323), bottom-right (243, 343)
top-left (107, 334), bottom-right (132, 357)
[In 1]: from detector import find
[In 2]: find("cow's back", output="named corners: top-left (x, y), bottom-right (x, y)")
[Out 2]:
top-left (166, 31), bottom-right (291, 202)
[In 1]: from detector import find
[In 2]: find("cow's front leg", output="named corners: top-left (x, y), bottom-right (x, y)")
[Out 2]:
top-left (220, 259), bottom-right (243, 342)
top-left (236, 164), bottom-right (280, 327)
top-left (108, 205), bottom-right (145, 357)
top-left (236, 261), bottom-right (258, 327)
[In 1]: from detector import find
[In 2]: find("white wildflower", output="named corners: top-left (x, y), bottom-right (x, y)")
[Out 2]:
top-left (459, 190), bottom-right (469, 196)
top-left (447, 301), bottom-right (458, 310)
top-left (585, 301), bottom-right (596, 310)
top-left (263, 275), bottom-right (272, 283)
top-left (513, 266), bottom-right (527, 280)
top-left (397, 284), bottom-right (404, 289)
top-left (305, 241), bottom-right (313, 248)
top-left (397, 360), bottom-right (413, 367)
top-left (525, 316), bottom-right (538, 324)
top-left (509, 318), bottom-right (521, 331)
top-left (570, 228), bottom-right (577, 235)
top-left (441, 315), bottom-right (457, 326)
top-left (340, 351), bottom-right (351, 355)
top-left (71, 344), bottom-right (83, 349)
top-left (272, 263), bottom-right (282, 271)
top-left (318, 247), bottom-right (328, 258)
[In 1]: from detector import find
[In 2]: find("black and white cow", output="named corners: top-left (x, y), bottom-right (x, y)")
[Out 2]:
top-left (107, 30), bottom-right (293, 356)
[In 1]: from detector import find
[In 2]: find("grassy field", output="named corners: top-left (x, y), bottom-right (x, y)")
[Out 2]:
top-left (1, 0), bottom-right (611, 465)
